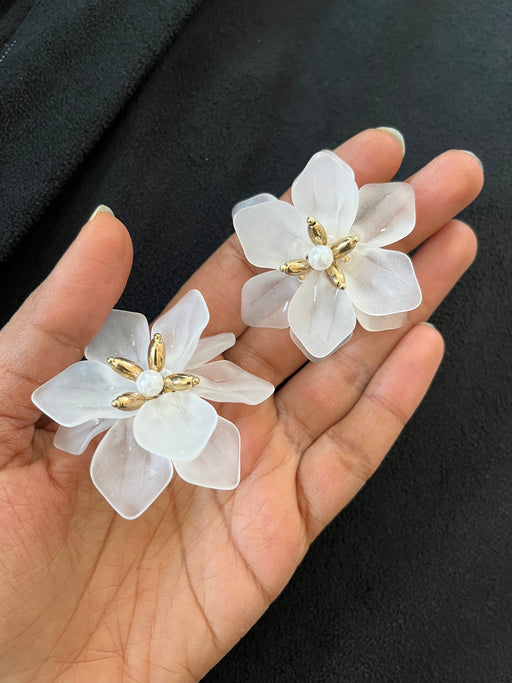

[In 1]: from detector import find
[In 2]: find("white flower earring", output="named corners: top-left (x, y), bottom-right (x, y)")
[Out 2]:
top-left (233, 150), bottom-right (422, 360)
top-left (32, 290), bottom-right (274, 519)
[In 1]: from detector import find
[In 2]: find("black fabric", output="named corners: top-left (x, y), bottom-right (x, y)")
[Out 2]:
top-left (0, 0), bottom-right (511, 681)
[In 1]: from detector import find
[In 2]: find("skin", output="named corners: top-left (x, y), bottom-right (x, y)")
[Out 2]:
top-left (0, 129), bottom-right (482, 681)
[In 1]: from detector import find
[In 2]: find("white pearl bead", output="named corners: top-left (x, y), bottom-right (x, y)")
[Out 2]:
top-left (308, 245), bottom-right (333, 271)
top-left (136, 370), bottom-right (164, 397)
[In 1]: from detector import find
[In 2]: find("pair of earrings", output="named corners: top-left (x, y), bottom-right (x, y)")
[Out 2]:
top-left (32, 150), bottom-right (421, 519)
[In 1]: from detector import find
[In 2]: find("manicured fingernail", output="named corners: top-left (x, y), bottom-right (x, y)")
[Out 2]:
top-left (460, 150), bottom-right (483, 170)
top-left (377, 127), bottom-right (405, 156)
top-left (88, 204), bottom-right (114, 222)
top-left (420, 321), bottom-right (436, 330)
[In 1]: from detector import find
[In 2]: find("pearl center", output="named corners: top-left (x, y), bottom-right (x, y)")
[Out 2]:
top-left (136, 370), bottom-right (164, 397)
top-left (308, 245), bottom-right (333, 271)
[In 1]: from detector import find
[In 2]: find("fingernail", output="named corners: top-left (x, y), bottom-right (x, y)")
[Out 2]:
top-left (420, 321), bottom-right (436, 330)
top-left (88, 204), bottom-right (114, 222)
top-left (459, 150), bottom-right (483, 170)
top-left (377, 127), bottom-right (405, 156)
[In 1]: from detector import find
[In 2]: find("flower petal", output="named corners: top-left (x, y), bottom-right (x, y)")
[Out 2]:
top-left (241, 270), bottom-right (300, 329)
top-left (32, 361), bottom-right (134, 427)
top-left (233, 199), bottom-right (309, 269)
top-left (232, 192), bottom-right (278, 219)
top-left (173, 417), bottom-right (240, 490)
top-left (152, 290), bottom-right (209, 372)
top-left (133, 392), bottom-right (218, 461)
top-left (344, 245), bottom-right (422, 316)
top-left (288, 271), bottom-right (356, 359)
top-left (54, 418), bottom-right (116, 455)
top-left (90, 418), bottom-right (173, 520)
top-left (85, 310), bottom-right (150, 368)
top-left (188, 333), bottom-right (236, 367)
top-left (192, 360), bottom-right (274, 404)
top-left (291, 150), bottom-right (359, 239)
top-left (352, 183), bottom-right (416, 248)
top-left (354, 307), bottom-right (408, 332)
top-left (289, 330), bottom-right (353, 363)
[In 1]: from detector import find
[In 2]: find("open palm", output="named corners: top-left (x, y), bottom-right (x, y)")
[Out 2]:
top-left (0, 130), bottom-right (482, 681)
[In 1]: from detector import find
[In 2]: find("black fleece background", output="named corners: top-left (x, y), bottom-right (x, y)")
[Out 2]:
top-left (0, 0), bottom-right (511, 681)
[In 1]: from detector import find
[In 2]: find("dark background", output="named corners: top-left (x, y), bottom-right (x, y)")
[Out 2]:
top-left (1, 0), bottom-right (511, 680)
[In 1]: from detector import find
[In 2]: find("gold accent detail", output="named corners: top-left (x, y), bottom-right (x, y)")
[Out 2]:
top-left (107, 356), bottom-right (143, 381)
top-left (325, 264), bottom-right (346, 289)
top-left (331, 235), bottom-right (359, 260)
top-left (279, 259), bottom-right (312, 276)
top-left (307, 217), bottom-right (328, 245)
top-left (111, 392), bottom-right (148, 411)
top-left (148, 333), bottom-right (166, 372)
top-left (163, 373), bottom-right (200, 392)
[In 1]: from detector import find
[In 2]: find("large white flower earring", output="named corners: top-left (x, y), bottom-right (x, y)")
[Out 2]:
top-left (32, 290), bottom-right (274, 519)
top-left (233, 150), bottom-right (422, 360)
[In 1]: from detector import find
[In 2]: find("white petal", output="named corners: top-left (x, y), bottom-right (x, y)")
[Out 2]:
top-left (188, 333), bottom-right (236, 367)
top-left (32, 361), bottom-right (134, 427)
top-left (192, 360), bottom-right (274, 405)
top-left (232, 193), bottom-right (277, 219)
top-left (291, 150), bottom-right (359, 239)
top-left (288, 271), bottom-right (356, 360)
top-left (54, 418), bottom-right (115, 455)
top-left (290, 329), bottom-right (353, 362)
top-left (90, 418), bottom-right (173, 520)
top-left (233, 200), bottom-right (309, 269)
top-left (85, 310), bottom-right (150, 368)
top-left (352, 183), bottom-right (416, 248)
top-left (152, 290), bottom-right (209, 372)
top-left (133, 392), bottom-right (218, 462)
top-left (344, 245), bottom-right (422, 316)
top-left (354, 307), bottom-right (408, 332)
top-left (241, 270), bottom-right (300, 329)
top-left (173, 417), bottom-right (240, 490)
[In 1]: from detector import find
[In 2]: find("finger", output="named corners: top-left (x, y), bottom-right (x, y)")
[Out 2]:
top-left (159, 127), bottom-right (405, 338)
top-left (0, 210), bottom-right (133, 434)
top-left (297, 322), bottom-right (444, 540)
top-left (277, 219), bottom-right (476, 447)
top-left (228, 150), bottom-right (482, 385)
top-left (392, 149), bottom-right (483, 253)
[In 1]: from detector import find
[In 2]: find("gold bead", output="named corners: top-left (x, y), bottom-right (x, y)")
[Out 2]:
top-left (107, 357), bottom-right (143, 381)
top-left (162, 373), bottom-right (200, 392)
top-left (148, 333), bottom-right (166, 372)
top-left (279, 259), bottom-right (312, 276)
top-left (331, 235), bottom-right (359, 260)
top-left (111, 392), bottom-right (147, 411)
top-left (307, 217), bottom-right (328, 245)
top-left (325, 263), bottom-right (347, 289)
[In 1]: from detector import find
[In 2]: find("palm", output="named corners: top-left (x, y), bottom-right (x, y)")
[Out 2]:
top-left (0, 130), bottom-right (482, 681)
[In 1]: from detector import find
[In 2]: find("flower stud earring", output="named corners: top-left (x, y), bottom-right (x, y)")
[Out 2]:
top-left (32, 290), bottom-right (274, 520)
top-left (233, 150), bottom-right (422, 360)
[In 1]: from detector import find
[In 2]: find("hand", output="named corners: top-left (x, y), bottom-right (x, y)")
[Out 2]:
top-left (0, 129), bottom-right (482, 681)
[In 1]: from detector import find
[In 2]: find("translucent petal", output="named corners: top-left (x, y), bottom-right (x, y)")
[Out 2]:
top-left (133, 392), bottom-right (218, 462)
top-left (187, 333), bottom-right (236, 368)
top-left (354, 307), bottom-right (408, 332)
top-left (352, 183), bottom-right (416, 248)
top-left (173, 417), bottom-right (240, 490)
top-left (90, 418), bottom-right (173, 520)
top-left (54, 418), bottom-right (115, 455)
top-left (241, 271), bottom-right (300, 329)
top-left (288, 271), bottom-right (357, 360)
top-left (32, 361), bottom-right (134, 427)
top-left (291, 150), bottom-right (359, 240)
top-left (233, 199), bottom-right (309, 269)
top-left (232, 193), bottom-right (277, 219)
top-left (152, 290), bottom-right (209, 372)
top-left (192, 360), bottom-right (274, 405)
top-left (290, 330), bottom-right (353, 362)
top-left (85, 310), bottom-right (150, 368)
top-left (344, 245), bottom-right (422, 316)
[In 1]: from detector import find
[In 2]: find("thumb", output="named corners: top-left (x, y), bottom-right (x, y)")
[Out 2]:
top-left (0, 207), bottom-right (133, 433)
